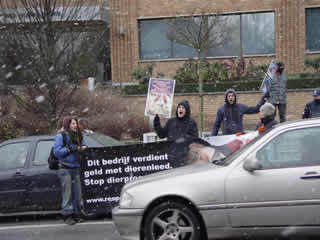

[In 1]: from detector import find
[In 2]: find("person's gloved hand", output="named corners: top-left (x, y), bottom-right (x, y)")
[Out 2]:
top-left (154, 114), bottom-right (160, 124)
top-left (68, 145), bottom-right (78, 153)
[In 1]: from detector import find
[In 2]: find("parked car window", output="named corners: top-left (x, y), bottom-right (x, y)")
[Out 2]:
top-left (256, 127), bottom-right (320, 169)
top-left (33, 140), bottom-right (54, 166)
top-left (0, 142), bottom-right (29, 170)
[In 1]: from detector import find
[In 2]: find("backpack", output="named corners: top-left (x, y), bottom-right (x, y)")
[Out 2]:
top-left (48, 132), bottom-right (67, 170)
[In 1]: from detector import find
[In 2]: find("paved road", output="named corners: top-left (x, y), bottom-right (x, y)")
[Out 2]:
top-left (0, 216), bottom-right (121, 240)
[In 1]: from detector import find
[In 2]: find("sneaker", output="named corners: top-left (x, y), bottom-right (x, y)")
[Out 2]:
top-left (64, 215), bottom-right (77, 225)
top-left (73, 214), bottom-right (86, 223)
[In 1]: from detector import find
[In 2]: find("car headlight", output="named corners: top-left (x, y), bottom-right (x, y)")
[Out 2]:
top-left (119, 191), bottom-right (134, 208)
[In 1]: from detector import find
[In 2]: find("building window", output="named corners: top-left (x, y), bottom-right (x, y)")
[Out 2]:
top-left (242, 12), bottom-right (275, 55)
top-left (306, 8), bottom-right (320, 52)
top-left (139, 11), bottom-right (275, 60)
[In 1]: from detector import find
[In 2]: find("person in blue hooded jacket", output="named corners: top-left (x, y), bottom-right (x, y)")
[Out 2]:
top-left (53, 116), bottom-right (87, 225)
top-left (153, 100), bottom-right (199, 167)
top-left (211, 89), bottom-right (267, 136)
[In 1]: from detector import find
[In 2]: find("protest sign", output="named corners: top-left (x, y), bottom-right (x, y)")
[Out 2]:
top-left (145, 78), bottom-right (175, 118)
top-left (260, 60), bottom-right (277, 93)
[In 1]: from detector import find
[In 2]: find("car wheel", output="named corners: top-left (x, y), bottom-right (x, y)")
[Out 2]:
top-left (144, 201), bottom-right (202, 240)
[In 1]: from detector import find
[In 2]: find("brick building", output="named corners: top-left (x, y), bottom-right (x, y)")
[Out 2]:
top-left (109, 0), bottom-right (320, 84)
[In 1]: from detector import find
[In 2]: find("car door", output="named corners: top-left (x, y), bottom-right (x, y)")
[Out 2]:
top-left (0, 141), bottom-right (30, 213)
top-left (226, 126), bottom-right (320, 227)
top-left (23, 138), bottom-right (61, 211)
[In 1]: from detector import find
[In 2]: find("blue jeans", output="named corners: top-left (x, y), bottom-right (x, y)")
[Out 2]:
top-left (58, 168), bottom-right (82, 216)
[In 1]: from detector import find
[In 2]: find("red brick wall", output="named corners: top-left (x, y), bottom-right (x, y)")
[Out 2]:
top-left (109, 0), bottom-right (320, 83)
top-left (124, 90), bottom-right (313, 133)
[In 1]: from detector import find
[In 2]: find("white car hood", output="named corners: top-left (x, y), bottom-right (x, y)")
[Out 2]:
top-left (122, 162), bottom-right (223, 192)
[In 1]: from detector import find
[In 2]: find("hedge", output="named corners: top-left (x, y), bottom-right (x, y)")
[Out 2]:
top-left (123, 78), bottom-right (320, 95)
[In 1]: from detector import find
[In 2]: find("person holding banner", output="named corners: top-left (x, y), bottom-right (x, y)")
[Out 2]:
top-left (153, 100), bottom-right (199, 167)
top-left (256, 102), bottom-right (278, 134)
top-left (264, 61), bottom-right (288, 123)
top-left (53, 116), bottom-right (87, 225)
top-left (211, 88), bottom-right (267, 136)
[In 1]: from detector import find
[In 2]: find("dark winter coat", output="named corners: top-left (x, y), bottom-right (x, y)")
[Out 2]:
top-left (153, 100), bottom-right (198, 167)
top-left (256, 116), bottom-right (278, 132)
top-left (302, 99), bottom-right (320, 119)
top-left (211, 89), bottom-right (266, 136)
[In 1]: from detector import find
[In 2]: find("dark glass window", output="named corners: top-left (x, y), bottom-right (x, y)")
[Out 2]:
top-left (139, 12), bottom-right (275, 60)
top-left (306, 8), bottom-right (320, 51)
top-left (242, 12), bottom-right (275, 55)
top-left (0, 142), bottom-right (29, 170)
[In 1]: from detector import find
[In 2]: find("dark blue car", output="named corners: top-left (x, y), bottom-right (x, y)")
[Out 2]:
top-left (0, 132), bottom-right (123, 216)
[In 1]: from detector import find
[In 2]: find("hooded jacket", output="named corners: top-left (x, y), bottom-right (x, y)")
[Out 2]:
top-left (211, 89), bottom-right (266, 136)
top-left (302, 99), bottom-right (320, 119)
top-left (154, 100), bottom-right (198, 142)
top-left (266, 72), bottom-right (288, 104)
top-left (153, 100), bottom-right (199, 167)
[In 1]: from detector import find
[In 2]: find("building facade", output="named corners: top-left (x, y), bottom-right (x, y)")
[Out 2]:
top-left (109, 0), bottom-right (320, 84)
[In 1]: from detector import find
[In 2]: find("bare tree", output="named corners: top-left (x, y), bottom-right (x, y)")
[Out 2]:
top-left (0, 0), bottom-right (109, 131)
top-left (167, 11), bottom-right (232, 134)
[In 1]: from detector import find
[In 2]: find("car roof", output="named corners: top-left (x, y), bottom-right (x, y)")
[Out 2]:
top-left (0, 132), bottom-right (124, 148)
top-left (271, 117), bottom-right (320, 131)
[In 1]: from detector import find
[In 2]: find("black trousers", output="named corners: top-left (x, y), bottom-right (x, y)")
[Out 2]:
top-left (272, 103), bottom-right (286, 123)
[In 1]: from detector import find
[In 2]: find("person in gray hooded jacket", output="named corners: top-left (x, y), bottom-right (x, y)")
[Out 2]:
top-left (211, 89), bottom-right (267, 136)
top-left (265, 61), bottom-right (288, 123)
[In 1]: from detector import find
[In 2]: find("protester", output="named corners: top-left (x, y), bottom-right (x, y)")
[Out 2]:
top-left (211, 88), bottom-right (267, 136)
top-left (265, 61), bottom-right (288, 123)
top-left (78, 118), bottom-right (94, 134)
top-left (256, 102), bottom-right (278, 134)
top-left (53, 116), bottom-right (87, 225)
top-left (153, 100), bottom-right (198, 167)
top-left (302, 89), bottom-right (320, 119)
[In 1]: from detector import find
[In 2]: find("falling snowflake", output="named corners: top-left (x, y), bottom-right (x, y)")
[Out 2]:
top-left (15, 65), bottom-right (22, 70)
top-left (5, 72), bottom-right (13, 79)
top-left (40, 83), bottom-right (47, 89)
top-left (49, 66), bottom-right (54, 72)
top-left (82, 107), bottom-right (89, 113)
top-left (35, 96), bottom-right (45, 103)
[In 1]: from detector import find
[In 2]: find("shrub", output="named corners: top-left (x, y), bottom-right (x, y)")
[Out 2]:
top-left (174, 58), bottom-right (229, 84)
top-left (305, 56), bottom-right (320, 72)
top-left (0, 89), bottom-right (151, 141)
top-left (131, 64), bottom-right (165, 84)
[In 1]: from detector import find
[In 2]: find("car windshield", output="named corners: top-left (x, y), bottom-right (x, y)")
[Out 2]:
top-left (212, 131), bottom-right (267, 166)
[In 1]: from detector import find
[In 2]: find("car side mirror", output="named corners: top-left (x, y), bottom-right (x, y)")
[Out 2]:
top-left (243, 157), bottom-right (262, 172)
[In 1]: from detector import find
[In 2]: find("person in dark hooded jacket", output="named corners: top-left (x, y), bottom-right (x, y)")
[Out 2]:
top-left (211, 89), bottom-right (267, 136)
top-left (302, 89), bottom-right (320, 119)
top-left (153, 100), bottom-right (198, 167)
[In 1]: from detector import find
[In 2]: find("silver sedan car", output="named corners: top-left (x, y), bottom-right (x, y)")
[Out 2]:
top-left (113, 118), bottom-right (320, 240)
